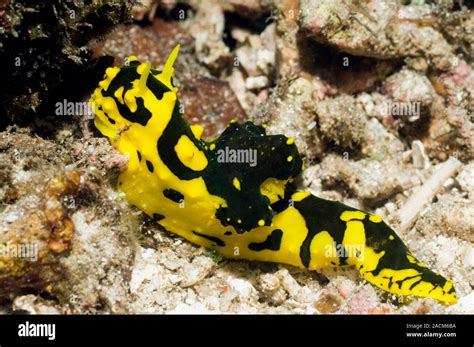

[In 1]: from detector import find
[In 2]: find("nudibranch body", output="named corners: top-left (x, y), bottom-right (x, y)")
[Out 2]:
top-left (90, 46), bottom-right (457, 304)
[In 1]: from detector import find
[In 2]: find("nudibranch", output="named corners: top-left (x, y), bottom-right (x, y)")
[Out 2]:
top-left (90, 46), bottom-right (457, 304)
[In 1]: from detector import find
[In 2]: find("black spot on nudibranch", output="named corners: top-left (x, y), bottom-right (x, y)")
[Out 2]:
top-left (248, 229), bottom-right (283, 251)
top-left (192, 231), bottom-right (225, 247)
top-left (163, 189), bottom-right (184, 203)
top-left (152, 213), bottom-right (165, 222)
top-left (101, 63), bottom-right (153, 126)
top-left (146, 160), bottom-right (154, 173)
top-left (104, 112), bottom-right (116, 124)
top-left (137, 150), bottom-right (142, 162)
top-left (294, 195), bottom-right (354, 268)
top-left (224, 231), bottom-right (232, 236)
top-left (202, 121), bottom-right (303, 232)
top-left (157, 103), bottom-right (205, 181)
top-left (146, 74), bottom-right (170, 101)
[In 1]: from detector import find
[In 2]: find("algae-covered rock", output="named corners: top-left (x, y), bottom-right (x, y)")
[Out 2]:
top-left (0, 0), bottom-right (131, 127)
top-left (0, 129), bottom-right (137, 313)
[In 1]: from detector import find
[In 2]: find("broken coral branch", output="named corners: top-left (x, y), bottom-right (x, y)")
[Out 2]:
top-left (395, 157), bottom-right (463, 234)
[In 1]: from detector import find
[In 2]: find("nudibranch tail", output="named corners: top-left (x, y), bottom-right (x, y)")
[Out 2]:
top-left (271, 192), bottom-right (458, 304)
top-left (356, 223), bottom-right (458, 304)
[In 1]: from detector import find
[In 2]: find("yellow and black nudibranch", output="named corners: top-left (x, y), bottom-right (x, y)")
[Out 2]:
top-left (90, 45), bottom-right (457, 304)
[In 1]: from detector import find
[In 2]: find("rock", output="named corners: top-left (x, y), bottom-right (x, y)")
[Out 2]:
top-left (436, 236), bottom-right (457, 268)
top-left (231, 27), bottom-right (251, 44)
top-left (236, 46), bottom-right (260, 77)
top-left (456, 163), bottom-right (474, 197)
top-left (131, 0), bottom-right (157, 22)
top-left (321, 154), bottom-right (418, 205)
top-left (415, 197), bottom-right (474, 242)
top-left (222, 0), bottom-right (272, 18)
top-left (56, 210), bottom-right (136, 313)
top-left (258, 24), bottom-right (277, 75)
top-left (313, 288), bottom-right (343, 313)
top-left (180, 256), bottom-right (216, 287)
top-left (301, 164), bottom-right (323, 193)
top-left (185, 288), bottom-right (197, 305)
top-left (245, 76), bottom-right (269, 90)
top-left (312, 95), bottom-right (405, 158)
top-left (356, 92), bottom-right (391, 122)
top-left (256, 77), bottom-right (325, 161)
top-left (0, 0), bottom-right (131, 125)
top-left (383, 68), bottom-right (435, 107)
top-left (160, 249), bottom-right (184, 271)
top-left (299, 0), bottom-right (398, 59)
top-left (256, 273), bottom-right (286, 305)
top-left (0, 129), bottom-right (138, 314)
top-left (226, 69), bottom-right (250, 112)
top-left (130, 248), bottom-right (163, 295)
top-left (313, 95), bottom-right (368, 149)
top-left (362, 118), bottom-right (405, 158)
top-left (257, 273), bottom-right (280, 292)
top-left (275, 268), bottom-right (301, 298)
top-left (449, 60), bottom-right (474, 89)
top-left (168, 302), bottom-right (219, 314)
top-left (424, 102), bottom-right (473, 162)
top-left (228, 278), bottom-right (257, 299)
top-left (447, 291), bottom-right (474, 314)
top-left (179, 78), bottom-right (247, 139)
top-left (299, 0), bottom-right (456, 68)
top-left (12, 295), bottom-right (61, 314)
top-left (340, 285), bottom-right (380, 314)
top-left (203, 296), bottom-right (221, 312)
top-left (235, 23), bottom-right (276, 77)
top-left (411, 140), bottom-right (430, 169)
top-left (333, 277), bottom-right (357, 299)
top-left (188, 0), bottom-right (230, 72)
top-left (0, 171), bottom-right (82, 295)
top-left (382, 68), bottom-right (435, 124)
top-left (461, 245), bottom-right (474, 269)
top-left (273, 0), bottom-right (301, 79)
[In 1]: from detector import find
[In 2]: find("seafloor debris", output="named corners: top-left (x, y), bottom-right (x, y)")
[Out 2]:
top-left (395, 157), bottom-right (463, 234)
top-left (320, 154), bottom-right (419, 205)
top-left (257, 77), bottom-right (325, 161)
top-left (187, 0), bottom-right (231, 72)
top-left (415, 196), bottom-right (473, 243)
top-left (12, 294), bottom-right (61, 315)
top-left (312, 95), bottom-right (368, 149)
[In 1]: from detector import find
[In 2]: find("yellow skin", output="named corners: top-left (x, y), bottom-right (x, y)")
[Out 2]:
top-left (91, 46), bottom-right (458, 304)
